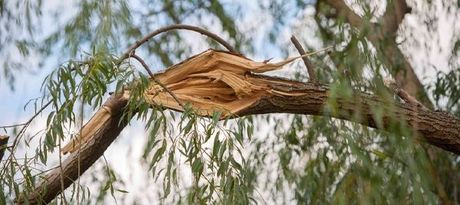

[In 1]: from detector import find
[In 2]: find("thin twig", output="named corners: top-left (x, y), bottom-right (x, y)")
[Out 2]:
top-left (11, 100), bottom-right (52, 149)
top-left (130, 53), bottom-right (155, 77)
top-left (130, 54), bottom-right (185, 108)
top-left (119, 24), bottom-right (237, 62)
top-left (117, 24), bottom-right (235, 109)
top-left (0, 100), bottom-right (51, 129)
top-left (290, 35), bottom-right (317, 83)
top-left (0, 100), bottom-right (52, 178)
top-left (0, 123), bottom-right (28, 129)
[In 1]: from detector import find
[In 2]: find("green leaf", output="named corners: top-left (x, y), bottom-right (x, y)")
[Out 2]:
top-left (183, 117), bottom-right (195, 135)
top-left (116, 189), bottom-right (129, 193)
top-left (149, 140), bottom-right (167, 171)
top-left (212, 137), bottom-right (221, 160)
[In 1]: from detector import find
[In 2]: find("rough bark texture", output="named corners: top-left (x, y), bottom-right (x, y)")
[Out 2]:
top-left (16, 94), bottom-right (129, 204)
top-left (240, 80), bottom-right (460, 153)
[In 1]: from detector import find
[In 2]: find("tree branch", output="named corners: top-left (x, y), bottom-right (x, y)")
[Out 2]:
top-left (239, 78), bottom-right (460, 154)
top-left (290, 35), bottom-right (317, 83)
top-left (119, 24), bottom-right (237, 61)
top-left (382, 0), bottom-right (411, 34)
top-left (17, 24), bottom-right (237, 204)
top-left (322, 0), bottom-right (364, 29)
top-left (318, 0), bottom-right (433, 109)
top-left (316, 1), bottom-right (452, 202)
top-left (20, 50), bottom-right (460, 204)
top-left (16, 94), bottom-right (130, 204)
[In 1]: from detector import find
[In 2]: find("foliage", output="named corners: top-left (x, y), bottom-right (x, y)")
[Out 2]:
top-left (1, 0), bottom-right (460, 204)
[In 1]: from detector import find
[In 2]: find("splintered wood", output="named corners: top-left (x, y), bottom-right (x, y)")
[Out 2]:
top-left (143, 49), bottom-right (304, 117)
top-left (63, 50), bottom-right (305, 154)
top-left (58, 49), bottom-right (460, 158)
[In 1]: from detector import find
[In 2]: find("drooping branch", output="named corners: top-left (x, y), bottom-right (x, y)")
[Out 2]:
top-left (21, 50), bottom-right (460, 204)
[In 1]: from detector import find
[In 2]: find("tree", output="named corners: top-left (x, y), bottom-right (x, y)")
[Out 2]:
top-left (1, 0), bottom-right (460, 204)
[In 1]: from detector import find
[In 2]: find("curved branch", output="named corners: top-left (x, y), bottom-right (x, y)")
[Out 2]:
top-left (290, 35), bottom-right (317, 83)
top-left (120, 24), bottom-right (237, 61)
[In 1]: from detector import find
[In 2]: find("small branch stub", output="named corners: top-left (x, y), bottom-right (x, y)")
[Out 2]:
top-left (290, 35), bottom-right (317, 83)
top-left (383, 77), bottom-right (427, 109)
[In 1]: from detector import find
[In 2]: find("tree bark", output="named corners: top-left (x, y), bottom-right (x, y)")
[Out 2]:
top-left (16, 94), bottom-right (130, 204)
top-left (239, 79), bottom-right (460, 153)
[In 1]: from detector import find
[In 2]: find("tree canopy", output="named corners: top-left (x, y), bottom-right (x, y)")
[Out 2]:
top-left (1, 0), bottom-right (460, 204)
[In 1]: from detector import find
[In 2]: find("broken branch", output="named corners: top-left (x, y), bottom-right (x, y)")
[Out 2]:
top-left (17, 94), bottom-right (130, 204)
top-left (23, 50), bottom-right (460, 204)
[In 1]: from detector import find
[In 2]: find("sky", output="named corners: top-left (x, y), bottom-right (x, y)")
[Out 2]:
top-left (0, 0), bottom-right (459, 204)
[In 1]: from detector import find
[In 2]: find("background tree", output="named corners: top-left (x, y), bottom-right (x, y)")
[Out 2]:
top-left (1, 0), bottom-right (459, 204)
